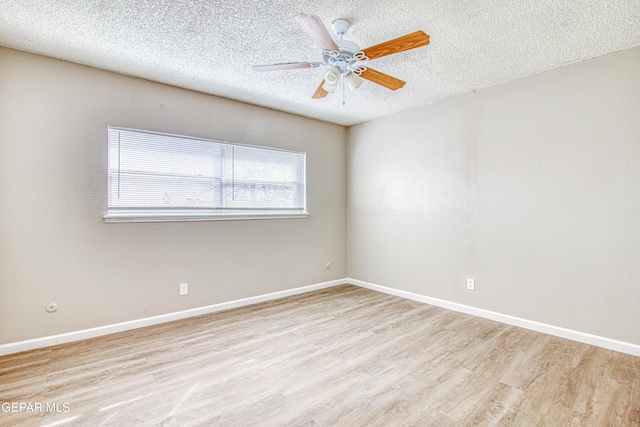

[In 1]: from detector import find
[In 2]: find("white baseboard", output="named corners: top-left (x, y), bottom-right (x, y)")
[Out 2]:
top-left (0, 279), bottom-right (345, 357)
top-left (3, 277), bottom-right (639, 357)
top-left (348, 278), bottom-right (640, 357)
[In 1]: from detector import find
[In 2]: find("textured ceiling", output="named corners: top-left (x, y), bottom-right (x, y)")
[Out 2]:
top-left (1, 0), bottom-right (639, 126)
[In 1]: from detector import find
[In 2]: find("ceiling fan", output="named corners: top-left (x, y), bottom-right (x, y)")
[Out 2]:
top-left (253, 13), bottom-right (430, 99)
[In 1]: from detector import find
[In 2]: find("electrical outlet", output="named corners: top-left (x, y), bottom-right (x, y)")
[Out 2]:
top-left (466, 278), bottom-right (475, 291)
top-left (180, 283), bottom-right (188, 296)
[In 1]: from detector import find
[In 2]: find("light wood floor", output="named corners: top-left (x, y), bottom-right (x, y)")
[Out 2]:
top-left (1, 285), bottom-right (639, 426)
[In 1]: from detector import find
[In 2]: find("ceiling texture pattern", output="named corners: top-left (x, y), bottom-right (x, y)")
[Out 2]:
top-left (1, 0), bottom-right (639, 126)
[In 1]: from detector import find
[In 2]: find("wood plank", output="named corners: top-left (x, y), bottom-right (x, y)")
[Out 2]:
top-left (312, 80), bottom-right (328, 98)
top-left (0, 285), bottom-right (638, 426)
top-left (361, 31), bottom-right (430, 60)
top-left (360, 68), bottom-right (406, 90)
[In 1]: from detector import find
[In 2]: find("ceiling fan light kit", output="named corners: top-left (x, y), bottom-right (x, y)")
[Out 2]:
top-left (253, 13), bottom-right (430, 99)
top-left (324, 66), bottom-right (340, 85)
top-left (322, 66), bottom-right (340, 93)
top-left (344, 72), bottom-right (363, 90)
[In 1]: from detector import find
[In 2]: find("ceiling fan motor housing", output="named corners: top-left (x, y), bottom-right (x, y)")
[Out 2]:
top-left (321, 39), bottom-right (365, 76)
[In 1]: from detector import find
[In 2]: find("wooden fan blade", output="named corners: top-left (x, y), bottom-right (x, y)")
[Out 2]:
top-left (253, 62), bottom-right (314, 72)
top-left (295, 13), bottom-right (339, 51)
top-left (360, 68), bottom-right (406, 90)
top-left (312, 81), bottom-right (328, 98)
top-left (361, 31), bottom-right (430, 60)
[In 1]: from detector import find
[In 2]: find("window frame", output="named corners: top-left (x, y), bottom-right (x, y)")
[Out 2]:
top-left (104, 127), bottom-right (309, 223)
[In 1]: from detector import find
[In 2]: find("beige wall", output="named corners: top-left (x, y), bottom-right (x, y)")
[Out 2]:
top-left (3, 44), bottom-right (639, 347)
top-left (348, 47), bottom-right (640, 344)
top-left (0, 47), bottom-right (347, 344)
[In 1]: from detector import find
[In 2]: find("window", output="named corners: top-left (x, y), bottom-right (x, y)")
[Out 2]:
top-left (105, 127), bottom-right (307, 222)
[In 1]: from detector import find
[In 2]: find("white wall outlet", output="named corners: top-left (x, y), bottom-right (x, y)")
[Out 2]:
top-left (46, 302), bottom-right (57, 313)
top-left (466, 278), bottom-right (475, 291)
top-left (179, 283), bottom-right (188, 296)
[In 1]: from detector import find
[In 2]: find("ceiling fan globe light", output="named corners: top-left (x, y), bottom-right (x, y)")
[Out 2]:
top-left (323, 66), bottom-right (341, 85)
top-left (322, 81), bottom-right (338, 93)
top-left (345, 72), bottom-right (363, 90)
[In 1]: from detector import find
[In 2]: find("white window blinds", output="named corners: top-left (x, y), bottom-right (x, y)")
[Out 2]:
top-left (106, 127), bottom-right (307, 222)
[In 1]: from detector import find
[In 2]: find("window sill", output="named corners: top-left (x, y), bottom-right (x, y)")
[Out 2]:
top-left (103, 210), bottom-right (309, 223)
